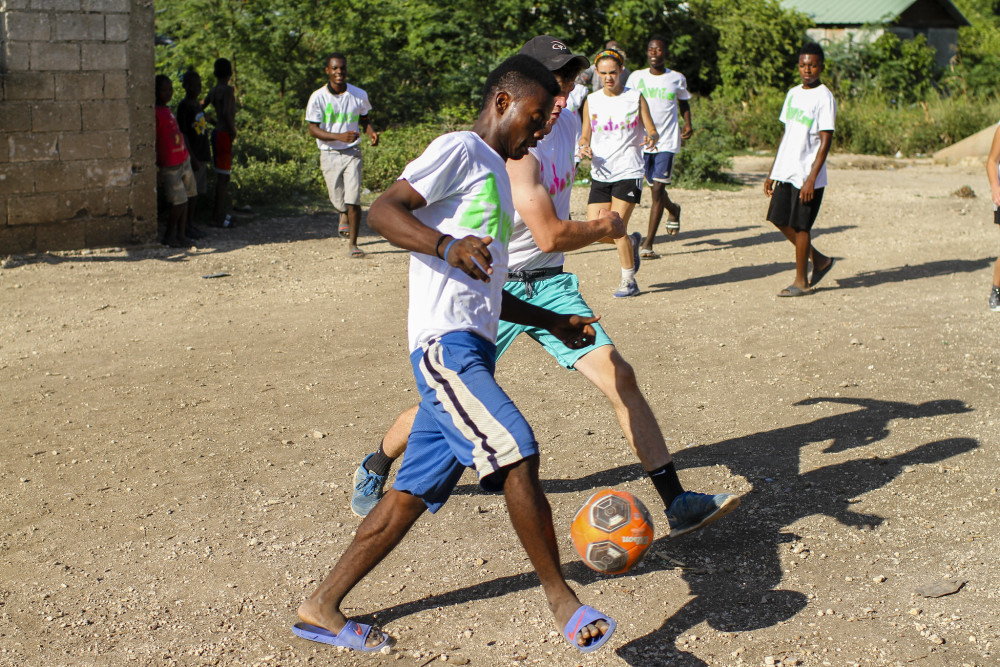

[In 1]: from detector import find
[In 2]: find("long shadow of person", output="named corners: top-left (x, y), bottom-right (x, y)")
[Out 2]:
top-left (360, 398), bottom-right (975, 663)
top-left (614, 397), bottom-right (976, 666)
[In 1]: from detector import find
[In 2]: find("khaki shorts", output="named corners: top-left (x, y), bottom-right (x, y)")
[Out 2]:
top-left (320, 148), bottom-right (362, 212)
top-left (159, 157), bottom-right (197, 206)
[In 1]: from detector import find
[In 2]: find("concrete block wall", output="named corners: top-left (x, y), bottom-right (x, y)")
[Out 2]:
top-left (0, 0), bottom-right (156, 254)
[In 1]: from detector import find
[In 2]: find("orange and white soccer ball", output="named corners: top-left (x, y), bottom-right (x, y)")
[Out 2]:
top-left (570, 488), bottom-right (654, 574)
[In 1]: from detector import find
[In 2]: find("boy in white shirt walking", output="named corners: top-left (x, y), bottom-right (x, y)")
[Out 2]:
top-left (306, 52), bottom-right (379, 258)
top-left (764, 42), bottom-right (836, 296)
top-left (627, 35), bottom-right (692, 258)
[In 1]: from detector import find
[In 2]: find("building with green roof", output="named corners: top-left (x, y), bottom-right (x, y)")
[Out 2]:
top-left (781, 0), bottom-right (970, 68)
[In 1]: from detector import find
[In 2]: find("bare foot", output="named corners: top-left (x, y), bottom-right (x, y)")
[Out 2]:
top-left (297, 597), bottom-right (389, 649)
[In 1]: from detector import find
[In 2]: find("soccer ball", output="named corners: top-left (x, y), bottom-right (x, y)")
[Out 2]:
top-left (570, 488), bottom-right (654, 574)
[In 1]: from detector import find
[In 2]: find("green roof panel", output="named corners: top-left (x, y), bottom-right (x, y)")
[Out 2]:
top-left (781, 0), bottom-right (968, 26)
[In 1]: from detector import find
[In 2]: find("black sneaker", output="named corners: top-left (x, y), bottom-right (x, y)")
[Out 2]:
top-left (990, 286), bottom-right (1000, 312)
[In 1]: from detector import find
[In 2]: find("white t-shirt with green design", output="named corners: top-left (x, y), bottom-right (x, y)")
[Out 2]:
top-left (400, 132), bottom-right (514, 352)
top-left (305, 83), bottom-right (372, 151)
top-left (770, 83), bottom-right (836, 189)
top-left (625, 68), bottom-right (691, 154)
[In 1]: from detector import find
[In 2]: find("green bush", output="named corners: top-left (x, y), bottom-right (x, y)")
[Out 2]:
top-left (360, 122), bottom-right (466, 193)
top-left (673, 98), bottom-right (737, 186)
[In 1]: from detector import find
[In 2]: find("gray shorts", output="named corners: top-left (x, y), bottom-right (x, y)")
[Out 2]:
top-left (320, 148), bottom-right (362, 212)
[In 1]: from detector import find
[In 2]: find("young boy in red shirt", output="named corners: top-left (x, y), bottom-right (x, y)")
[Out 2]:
top-left (155, 74), bottom-right (197, 248)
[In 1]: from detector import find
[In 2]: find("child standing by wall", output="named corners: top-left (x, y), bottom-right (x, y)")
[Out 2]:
top-left (203, 58), bottom-right (237, 228)
top-left (985, 123), bottom-right (1000, 311)
top-left (764, 42), bottom-right (836, 297)
top-left (155, 74), bottom-right (197, 248)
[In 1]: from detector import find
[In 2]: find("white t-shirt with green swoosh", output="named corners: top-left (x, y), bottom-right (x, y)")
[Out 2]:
top-left (626, 68), bottom-right (691, 154)
top-left (400, 132), bottom-right (514, 352)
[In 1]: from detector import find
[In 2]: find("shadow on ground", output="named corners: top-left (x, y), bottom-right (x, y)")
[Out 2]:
top-left (1, 212), bottom-right (397, 269)
top-left (361, 397), bottom-right (975, 665)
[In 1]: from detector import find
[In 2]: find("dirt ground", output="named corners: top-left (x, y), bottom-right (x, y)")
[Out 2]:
top-left (2, 155), bottom-right (998, 667)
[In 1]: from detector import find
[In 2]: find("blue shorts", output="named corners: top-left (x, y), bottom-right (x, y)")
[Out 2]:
top-left (393, 331), bottom-right (538, 512)
top-left (644, 151), bottom-right (675, 185)
top-left (498, 272), bottom-right (612, 369)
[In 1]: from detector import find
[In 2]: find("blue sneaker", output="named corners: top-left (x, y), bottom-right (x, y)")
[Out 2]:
top-left (351, 453), bottom-right (388, 517)
top-left (666, 491), bottom-right (740, 538)
top-left (613, 278), bottom-right (639, 298)
top-left (630, 232), bottom-right (641, 275)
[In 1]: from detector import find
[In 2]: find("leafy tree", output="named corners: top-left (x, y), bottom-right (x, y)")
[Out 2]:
top-left (697, 0), bottom-right (813, 100)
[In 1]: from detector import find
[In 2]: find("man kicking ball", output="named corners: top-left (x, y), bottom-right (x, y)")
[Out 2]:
top-left (351, 37), bottom-right (739, 540)
top-left (294, 55), bottom-right (616, 655)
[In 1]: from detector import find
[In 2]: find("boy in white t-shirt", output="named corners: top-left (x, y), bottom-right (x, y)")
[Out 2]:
top-left (627, 35), bottom-right (692, 258)
top-left (292, 55), bottom-right (618, 655)
top-left (764, 42), bottom-right (836, 297)
top-left (306, 52), bottom-right (379, 257)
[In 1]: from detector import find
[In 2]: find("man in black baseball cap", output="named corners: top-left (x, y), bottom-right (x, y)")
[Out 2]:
top-left (518, 35), bottom-right (590, 76)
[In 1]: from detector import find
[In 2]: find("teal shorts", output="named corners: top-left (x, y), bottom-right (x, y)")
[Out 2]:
top-left (498, 272), bottom-right (613, 369)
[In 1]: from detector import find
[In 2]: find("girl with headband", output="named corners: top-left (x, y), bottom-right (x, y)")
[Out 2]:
top-left (578, 48), bottom-right (658, 298)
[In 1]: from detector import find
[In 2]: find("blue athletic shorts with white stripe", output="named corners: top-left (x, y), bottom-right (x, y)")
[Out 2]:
top-left (394, 331), bottom-right (538, 513)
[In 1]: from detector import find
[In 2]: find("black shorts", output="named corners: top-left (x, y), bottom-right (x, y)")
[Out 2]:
top-left (767, 181), bottom-right (824, 232)
top-left (588, 178), bottom-right (643, 205)
top-left (994, 206), bottom-right (999, 225)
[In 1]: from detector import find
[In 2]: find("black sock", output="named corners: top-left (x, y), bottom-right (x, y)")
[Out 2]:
top-left (648, 462), bottom-right (685, 509)
top-left (364, 441), bottom-right (395, 477)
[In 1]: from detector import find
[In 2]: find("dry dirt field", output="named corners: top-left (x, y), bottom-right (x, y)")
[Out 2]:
top-left (2, 156), bottom-right (999, 667)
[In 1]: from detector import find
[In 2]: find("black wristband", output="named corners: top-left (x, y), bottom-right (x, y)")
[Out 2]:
top-left (434, 234), bottom-right (450, 259)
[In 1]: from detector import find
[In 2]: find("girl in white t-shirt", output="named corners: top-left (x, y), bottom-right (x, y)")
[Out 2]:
top-left (986, 121), bottom-right (1000, 311)
top-left (578, 49), bottom-right (658, 297)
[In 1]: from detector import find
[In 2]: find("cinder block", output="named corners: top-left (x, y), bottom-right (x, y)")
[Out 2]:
top-left (105, 14), bottom-right (128, 42)
top-left (34, 219), bottom-right (86, 250)
top-left (7, 192), bottom-right (62, 224)
top-left (81, 100), bottom-right (128, 130)
top-left (106, 185), bottom-right (129, 215)
top-left (0, 163), bottom-right (35, 195)
top-left (5, 11), bottom-right (51, 41)
top-left (81, 43), bottom-right (125, 71)
top-left (2, 0), bottom-right (31, 9)
top-left (32, 160), bottom-right (85, 193)
top-left (81, 0), bottom-right (127, 12)
top-left (54, 72), bottom-right (104, 100)
top-left (0, 134), bottom-right (8, 163)
top-left (30, 42), bottom-right (80, 71)
top-left (83, 158), bottom-right (130, 188)
top-left (31, 101), bottom-right (81, 132)
top-left (0, 221), bottom-right (36, 254)
top-left (61, 188), bottom-right (109, 219)
top-left (29, 0), bottom-right (80, 10)
top-left (0, 103), bottom-right (32, 133)
top-left (57, 130), bottom-right (129, 160)
top-left (10, 133), bottom-right (59, 161)
top-left (2, 71), bottom-right (55, 100)
top-left (3, 41), bottom-right (31, 71)
top-left (86, 215), bottom-right (134, 247)
top-left (131, 216), bottom-right (156, 243)
top-left (55, 13), bottom-right (105, 42)
top-left (131, 165), bottom-right (156, 221)
top-left (107, 130), bottom-right (129, 158)
top-left (102, 71), bottom-right (127, 99)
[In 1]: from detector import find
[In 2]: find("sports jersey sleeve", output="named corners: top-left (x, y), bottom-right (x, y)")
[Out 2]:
top-left (625, 72), bottom-right (638, 90)
top-left (778, 89), bottom-right (793, 125)
top-left (677, 74), bottom-right (692, 101)
top-left (305, 90), bottom-right (324, 123)
top-left (400, 135), bottom-right (469, 208)
top-left (816, 89), bottom-right (836, 132)
top-left (359, 89), bottom-right (372, 116)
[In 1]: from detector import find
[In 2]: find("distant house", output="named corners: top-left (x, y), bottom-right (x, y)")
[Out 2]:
top-left (781, 0), bottom-right (971, 69)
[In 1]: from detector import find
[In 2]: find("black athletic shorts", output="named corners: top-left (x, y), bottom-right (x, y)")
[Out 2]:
top-left (588, 178), bottom-right (643, 205)
top-left (767, 181), bottom-right (824, 232)
top-left (994, 206), bottom-right (999, 225)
